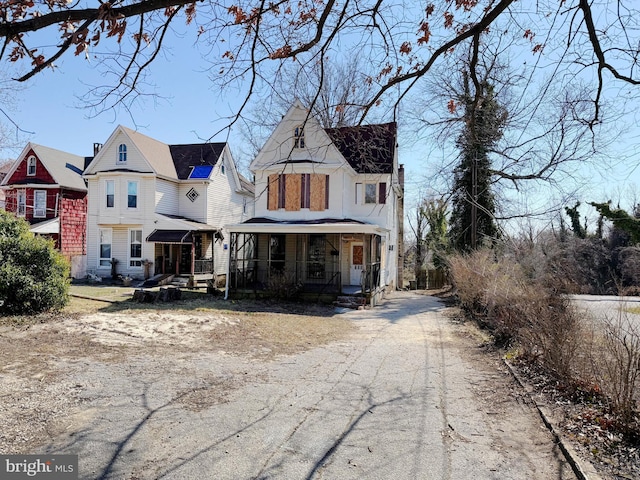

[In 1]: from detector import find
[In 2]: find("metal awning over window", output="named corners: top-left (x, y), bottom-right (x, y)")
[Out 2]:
top-left (146, 230), bottom-right (193, 244)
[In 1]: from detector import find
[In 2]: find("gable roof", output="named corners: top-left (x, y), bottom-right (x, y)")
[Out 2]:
top-left (119, 126), bottom-right (177, 178)
top-left (2, 143), bottom-right (87, 191)
top-left (238, 173), bottom-right (255, 195)
top-left (325, 122), bottom-right (397, 174)
top-left (169, 143), bottom-right (226, 180)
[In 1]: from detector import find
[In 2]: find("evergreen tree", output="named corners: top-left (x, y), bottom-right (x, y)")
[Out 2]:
top-left (448, 71), bottom-right (506, 251)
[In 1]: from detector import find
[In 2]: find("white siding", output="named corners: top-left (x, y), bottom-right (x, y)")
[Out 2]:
top-left (89, 131), bottom-right (153, 174)
top-left (155, 178), bottom-right (179, 215)
top-left (86, 177), bottom-right (100, 272)
top-left (178, 183), bottom-right (207, 222)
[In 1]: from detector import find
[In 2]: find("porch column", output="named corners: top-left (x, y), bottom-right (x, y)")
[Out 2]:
top-left (191, 240), bottom-right (195, 276)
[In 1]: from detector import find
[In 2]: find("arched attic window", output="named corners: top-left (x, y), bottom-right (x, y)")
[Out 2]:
top-left (118, 144), bottom-right (127, 163)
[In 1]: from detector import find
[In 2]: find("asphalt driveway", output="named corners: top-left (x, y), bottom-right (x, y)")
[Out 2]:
top-left (35, 291), bottom-right (574, 479)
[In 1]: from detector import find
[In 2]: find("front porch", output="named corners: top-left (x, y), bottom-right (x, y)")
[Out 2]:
top-left (147, 229), bottom-right (220, 286)
top-left (226, 230), bottom-right (385, 305)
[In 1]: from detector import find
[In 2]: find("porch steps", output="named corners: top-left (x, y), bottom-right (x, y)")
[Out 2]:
top-left (142, 274), bottom-right (174, 288)
top-left (333, 295), bottom-right (367, 309)
top-left (170, 276), bottom-right (190, 287)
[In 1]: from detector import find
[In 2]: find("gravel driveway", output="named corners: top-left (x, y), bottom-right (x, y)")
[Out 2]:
top-left (3, 291), bottom-right (575, 479)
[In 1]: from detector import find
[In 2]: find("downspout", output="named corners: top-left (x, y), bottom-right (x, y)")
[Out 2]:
top-left (224, 232), bottom-right (231, 300)
top-left (191, 240), bottom-right (195, 277)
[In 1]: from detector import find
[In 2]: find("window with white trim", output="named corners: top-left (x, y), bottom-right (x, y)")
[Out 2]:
top-left (118, 144), bottom-right (127, 163)
top-left (294, 126), bottom-right (305, 148)
top-left (365, 183), bottom-right (377, 204)
top-left (99, 229), bottom-right (112, 267)
top-left (17, 189), bottom-right (26, 216)
top-left (106, 180), bottom-right (115, 208)
top-left (34, 190), bottom-right (46, 218)
top-left (27, 156), bottom-right (37, 176)
top-left (357, 182), bottom-right (387, 205)
top-left (127, 181), bottom-right (138, 208)
top-left (129, 229), bottom-right (143, 267)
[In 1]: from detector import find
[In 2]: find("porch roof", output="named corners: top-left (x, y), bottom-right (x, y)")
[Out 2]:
top-left (226, 217), bottom-right (389, 235)
top-left (146, 230), bottom-right (193, 243)
top-left (30, 216), bottom-right (59, 235)
top-left (148, 213), bottom-right (221, 243)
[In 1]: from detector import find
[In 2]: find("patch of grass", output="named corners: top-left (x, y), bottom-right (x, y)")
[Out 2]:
top-left (625, 306), bottom-right (640, 315)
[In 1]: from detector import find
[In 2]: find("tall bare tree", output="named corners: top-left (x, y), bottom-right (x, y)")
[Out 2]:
top-left (1, 1), bottom-right (640, 128)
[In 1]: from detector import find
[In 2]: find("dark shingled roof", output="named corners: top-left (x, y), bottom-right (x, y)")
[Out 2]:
top-left (325, 122), bottom-right (397, 174)
top-left (169, 143), bottom-right (226, 180)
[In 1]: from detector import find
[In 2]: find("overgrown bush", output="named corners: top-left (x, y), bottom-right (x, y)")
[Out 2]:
top-left (450, 248), bottom-right (581, 375)
top-left (450, 245), bottom-right (640, 438)
top-left (265, 270), bottom-right (303, 300)
top-left (593, 309), bottom-right (640, 433)
top-left (0, 211), bottom-right (70, 315)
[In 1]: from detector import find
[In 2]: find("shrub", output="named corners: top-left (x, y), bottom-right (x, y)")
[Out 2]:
top-left (0, 211), bottom-right (70, 315)
top-left (593, 309), bottom-right (640, 432)
top-left (450, 247), bottom-right (581, 377)
top-left (265, 270), bottom-right (302, 300)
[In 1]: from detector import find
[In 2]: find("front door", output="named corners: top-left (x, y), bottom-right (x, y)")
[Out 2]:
top-left (180, 244), bottom-right (192, 275)
top-left (350, 243), bottom-right (363, 286)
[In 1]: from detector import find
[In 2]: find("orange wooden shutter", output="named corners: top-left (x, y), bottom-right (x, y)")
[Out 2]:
top-left (310, 174), bottom-right (326, 211)
top-left (268, 174), bottom-right (278, 210)
top-left (285, 174), bottom-right (301, 211)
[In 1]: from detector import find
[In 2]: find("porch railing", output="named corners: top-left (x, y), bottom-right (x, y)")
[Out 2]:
top-left (229, 259), bottom-right (342, 293)
top-left (194, 258), bottom-right (214, 274)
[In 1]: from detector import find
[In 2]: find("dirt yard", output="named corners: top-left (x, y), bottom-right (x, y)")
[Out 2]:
top-left (0, 286), bottom-right (356, 454)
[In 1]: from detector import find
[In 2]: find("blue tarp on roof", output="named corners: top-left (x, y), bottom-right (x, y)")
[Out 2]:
top-left (189, 165), bottom-right (213, 178)
top-left (189, 165), bottom-right (214, 179)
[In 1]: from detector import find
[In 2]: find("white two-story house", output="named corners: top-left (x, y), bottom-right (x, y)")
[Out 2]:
top-left (226, 100), bottom-right (404, 304)
top-left (84, 126), bottom-right (254, 284)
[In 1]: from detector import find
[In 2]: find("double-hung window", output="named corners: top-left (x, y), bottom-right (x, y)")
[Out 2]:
top-left (17, 190), bottom-right (26, 216)
top-left (99, 229), bottom-right (112, 267)
top-left (357, 182), bottom-right (387, 205)
top-left (106, 180), bottom-right (115, 208)
top-left (129, 229), bottom-right (143, 267)
top-left (127, 181), bottom-right (138, 208)
top-left (118, 144), bottom-right (127, 163)
top-left (27, 156), bottom-right (37, 176)
top-left (34, 190), bottom-right (46, 217)
top-left (294, 126), bottom-right (305, 148)
top-left (365, 183), bottom-right (377, 204)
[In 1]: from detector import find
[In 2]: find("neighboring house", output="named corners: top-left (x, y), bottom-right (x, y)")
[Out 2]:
top-left (0, 161), bottom-right (12, 209)
top-left (83, 126), bottom-right (254, 284)
top-left (226, 100), bottom-right (404, 305)
top-left (0, 143), bottom-right (90, 277)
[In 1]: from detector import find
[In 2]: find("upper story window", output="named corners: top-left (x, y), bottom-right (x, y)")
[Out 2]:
top-left (27, 156), bottom-right (37, 176)
top-left (127, 181), bottom-right (138, 208)
top-left (118, 144), bottom-right (127, 163)
top-left (106, 180), bottom-right (115, 208)
top-left (268, 173), bottom-right (329, 211)
top-left (294, 126), bottom-right (305, 149)
top-left (365, 183), bottom-right (377, 204)
top-left (357, 182), bottom-right (387, 205)
top-left (34, 190), bottom-right (46, 217)
top-left (220, 162), bottom-right (226, 175)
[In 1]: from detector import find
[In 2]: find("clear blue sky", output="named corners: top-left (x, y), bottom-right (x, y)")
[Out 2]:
top-left (3, 24), bottom-right (640, 229)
